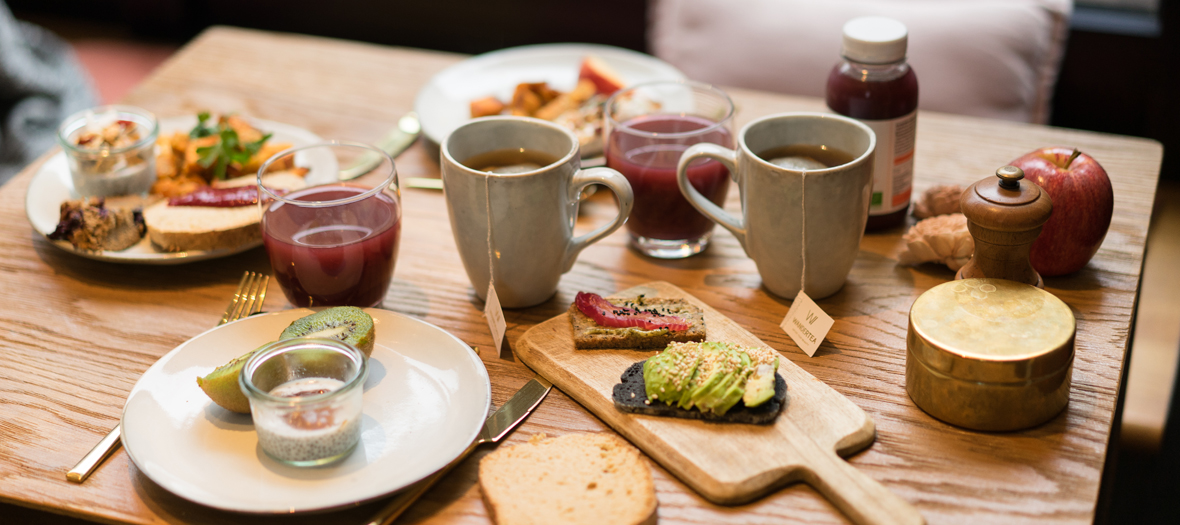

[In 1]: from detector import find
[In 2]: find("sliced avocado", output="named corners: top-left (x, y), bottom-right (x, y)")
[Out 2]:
top-left (644, 342), bottom-right (778, 415)
top-left (643, 343), bottom-right (701, 405)
top-left (678, 343), bottom-right (723, 409)
top-left (742, 357), bottom-right (779, 408)
top-left (643, 351), bottom-right (678, 404)
top-left (711, 352), bottom-right (753, 415)
top-left (686, 343), bottom-right (744, 413)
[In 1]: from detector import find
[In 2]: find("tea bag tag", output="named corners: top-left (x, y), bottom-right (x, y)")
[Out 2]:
top-left (484, 282), bottom-right (507, 357)
top-left (780, 291), bottom-right (834, 357)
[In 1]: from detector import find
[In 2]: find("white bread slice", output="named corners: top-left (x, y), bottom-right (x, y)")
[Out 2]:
top-left (143, 171), bottom-right (306, 252)
top-left (478, 433), bottom-right (657, 525)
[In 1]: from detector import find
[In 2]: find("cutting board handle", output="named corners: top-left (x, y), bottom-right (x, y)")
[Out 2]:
top-left (802, 442), bottom-right (925, 525)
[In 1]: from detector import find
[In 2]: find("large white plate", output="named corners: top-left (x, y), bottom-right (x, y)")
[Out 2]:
top-left (120, 308), bottom-right (491, 514)
top-left (24, 116), bottom-right (324, 265)
top-left (414, 43), bottom-right (686, 147)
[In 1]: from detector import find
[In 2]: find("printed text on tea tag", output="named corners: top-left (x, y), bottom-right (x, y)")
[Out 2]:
top-left (780, 290), bottom-right (834, 357)
top-left (485, 283), bottom-right (507, 357)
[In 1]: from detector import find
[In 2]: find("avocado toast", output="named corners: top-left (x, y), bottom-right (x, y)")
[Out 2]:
top-left (612, 341), bottom-right (788, 425)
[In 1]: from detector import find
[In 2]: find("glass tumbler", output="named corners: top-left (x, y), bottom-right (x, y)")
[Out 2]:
top-left (604, 81), bottom-right (735, 258)
top-left (57, 105), bottom-right (158, 198)
top-left (240, 338), bottom-right (368, 467)
top-left (259, 142), bottom-right (400, 307)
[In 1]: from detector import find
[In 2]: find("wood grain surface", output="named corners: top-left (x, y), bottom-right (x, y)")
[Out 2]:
top-left (0, 26), bottom-right (1164, 525)
top-left (516, 281), bottom-right (922, 525)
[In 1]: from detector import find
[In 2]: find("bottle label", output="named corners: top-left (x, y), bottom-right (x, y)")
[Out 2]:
top-left (861, 111), bottom-right (917, 216)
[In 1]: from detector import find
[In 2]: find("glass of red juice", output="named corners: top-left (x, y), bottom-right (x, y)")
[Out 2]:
top-left (258, 142), bottom-right (400, 307)
top-left (604, 81), bottom-right (734, 258)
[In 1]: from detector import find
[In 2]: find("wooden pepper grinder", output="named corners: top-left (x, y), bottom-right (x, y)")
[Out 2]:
top-left (956, 165), bottom-right (1053, 288)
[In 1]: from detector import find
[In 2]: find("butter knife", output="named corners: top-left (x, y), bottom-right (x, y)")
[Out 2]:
top-left (341, 111), bottom-right (421, 180)
top-left (365, 376), bottom-right (552, 525)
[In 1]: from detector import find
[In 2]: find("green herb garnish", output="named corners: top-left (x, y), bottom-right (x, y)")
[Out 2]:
top-left (189, 111), bottom-right (217, 139)
top-left (193, 114), bottom-right (272, 180)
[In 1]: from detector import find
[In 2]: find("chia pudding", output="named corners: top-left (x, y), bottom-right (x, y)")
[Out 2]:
top-left (254, 377), bottom-right (363, 465)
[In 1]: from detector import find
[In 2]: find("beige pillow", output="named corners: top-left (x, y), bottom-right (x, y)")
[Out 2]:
top-left (649, 0), bottom-right (1071, 123)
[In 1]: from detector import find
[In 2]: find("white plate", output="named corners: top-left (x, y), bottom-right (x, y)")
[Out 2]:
top-left (120, 308), bottom-right (491, 514)
top-left (24, 116), bottom-right (324, 265)
top-left (414, 43), bottom-right (686, 147)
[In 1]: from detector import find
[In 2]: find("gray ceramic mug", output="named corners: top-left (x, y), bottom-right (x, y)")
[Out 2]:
top-left (442, 116), bottom-right (634, 308)
top-left (676, 112), bottom-right (876, 299)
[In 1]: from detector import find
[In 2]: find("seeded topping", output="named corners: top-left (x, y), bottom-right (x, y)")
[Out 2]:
top-left (574, 292), bottom-right (690, 331)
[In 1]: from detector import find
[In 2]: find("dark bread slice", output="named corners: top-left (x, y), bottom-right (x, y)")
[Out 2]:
top-left (569, 297), bottom-right (706, 350)
top-left (612, 360), bottom-right (788, 425)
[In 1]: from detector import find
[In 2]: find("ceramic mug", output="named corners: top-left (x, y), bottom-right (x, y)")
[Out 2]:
top-left (442, 116), bottom-right (634, 308)
top-left (676, 112), bottom-right (876, 299)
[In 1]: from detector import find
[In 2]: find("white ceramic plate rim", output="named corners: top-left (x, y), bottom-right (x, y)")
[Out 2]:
top-left (413, 43), bottom-right (686, 147)
top-left (120, 308), bottom-right (491, 514)
top-left (24, 116), bottom-right (323, 265)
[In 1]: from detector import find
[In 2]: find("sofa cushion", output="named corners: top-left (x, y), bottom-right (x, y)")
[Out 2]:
top-left (649, 0), bottom-right (1072, 124)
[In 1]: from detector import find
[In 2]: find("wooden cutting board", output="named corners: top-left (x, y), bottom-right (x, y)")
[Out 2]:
top-left (516, 281), bottom-right (923, 525)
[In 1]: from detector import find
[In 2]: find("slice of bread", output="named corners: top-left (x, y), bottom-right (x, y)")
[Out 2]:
top-left (479, 433), bottom-right (657, 525)
top-left (143, 171), bottom-right (305, 252)
top-left (569, 296), bottom-right (706, 350)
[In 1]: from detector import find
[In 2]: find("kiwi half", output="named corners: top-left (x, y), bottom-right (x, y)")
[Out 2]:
top-left (196, 345), bottom-right (266, 414)
top-left (197, 308), bottom-right (376, 413)
top-left (279, 307), bottom-right (375, 356)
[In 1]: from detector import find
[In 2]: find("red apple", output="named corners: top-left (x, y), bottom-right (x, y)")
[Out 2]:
top-left (1009, 146), bottom-right (1114, 276)
top-left (578, 56), bottom-right (625, 96)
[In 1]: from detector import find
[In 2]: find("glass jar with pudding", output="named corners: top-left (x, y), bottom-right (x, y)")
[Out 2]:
top-left (240, 338), bottom-right (368, 466)
top-left (57, 105), bottom-right (158, 198)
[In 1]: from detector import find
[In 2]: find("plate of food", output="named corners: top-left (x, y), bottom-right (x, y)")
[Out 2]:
top-left (25, 113), bottom-right (326, 264)
top-left (120, 307), bottom-right (491, 513)
top-left (414, 43), bottom-right (686, 158)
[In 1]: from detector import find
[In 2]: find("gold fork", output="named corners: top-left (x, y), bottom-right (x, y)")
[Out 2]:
top-left (66, 271), bottom-right (270, 483)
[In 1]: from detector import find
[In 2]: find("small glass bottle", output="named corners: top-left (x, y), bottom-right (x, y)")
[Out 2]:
top-left (826, 16), bottom-right (919, 231)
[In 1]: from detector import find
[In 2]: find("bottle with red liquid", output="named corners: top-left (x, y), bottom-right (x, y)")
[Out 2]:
top-left (826, 16), bottom-right (918, 231)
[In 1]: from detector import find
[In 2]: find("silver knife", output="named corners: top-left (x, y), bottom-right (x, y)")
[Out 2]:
top-left (365, 376), bottom-right (553, 525)
top-left (341, 111), bottom-right (421, 181)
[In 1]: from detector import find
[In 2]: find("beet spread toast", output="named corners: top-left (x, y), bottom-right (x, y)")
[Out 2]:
top-left (568, 292), bottom-right (706, 350)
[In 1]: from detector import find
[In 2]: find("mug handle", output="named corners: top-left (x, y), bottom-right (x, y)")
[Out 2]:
top-left (677, 143), bottom-right (746, 248)
top-left (562, 167), bottom-right (634, 272)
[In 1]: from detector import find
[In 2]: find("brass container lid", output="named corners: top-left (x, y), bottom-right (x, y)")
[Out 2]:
top-left (909, 278), bottom-right (1074, 383)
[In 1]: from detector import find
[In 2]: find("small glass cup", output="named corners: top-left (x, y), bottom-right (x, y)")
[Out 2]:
top-left (604, 81), bottom-right (735, 258)
top-left (239, 338), bottom-right (368, 467)
top-left (57, 105), bottom-right (158, 198)
top-left (259, 142), bottom-right (400, 307)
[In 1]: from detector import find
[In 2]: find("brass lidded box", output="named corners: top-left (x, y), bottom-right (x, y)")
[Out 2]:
top-left (906, 278), bottom-right (1075, 431)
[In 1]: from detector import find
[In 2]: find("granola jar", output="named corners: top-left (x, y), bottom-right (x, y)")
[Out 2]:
top-left (57, 105), bottom-right (158, 197)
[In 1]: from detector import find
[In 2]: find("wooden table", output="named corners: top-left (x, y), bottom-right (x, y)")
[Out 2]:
top-left (0, 27), bottom-right (1164, 524)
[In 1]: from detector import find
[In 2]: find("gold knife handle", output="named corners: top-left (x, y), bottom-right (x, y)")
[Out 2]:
top-left (367, 440), bottom-right (480, 525)
top-left (66, 424), bottom-right (122, 483)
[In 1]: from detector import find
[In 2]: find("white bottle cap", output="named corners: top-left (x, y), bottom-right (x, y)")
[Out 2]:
top-left (841, 16), bottom-right (908, 64)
